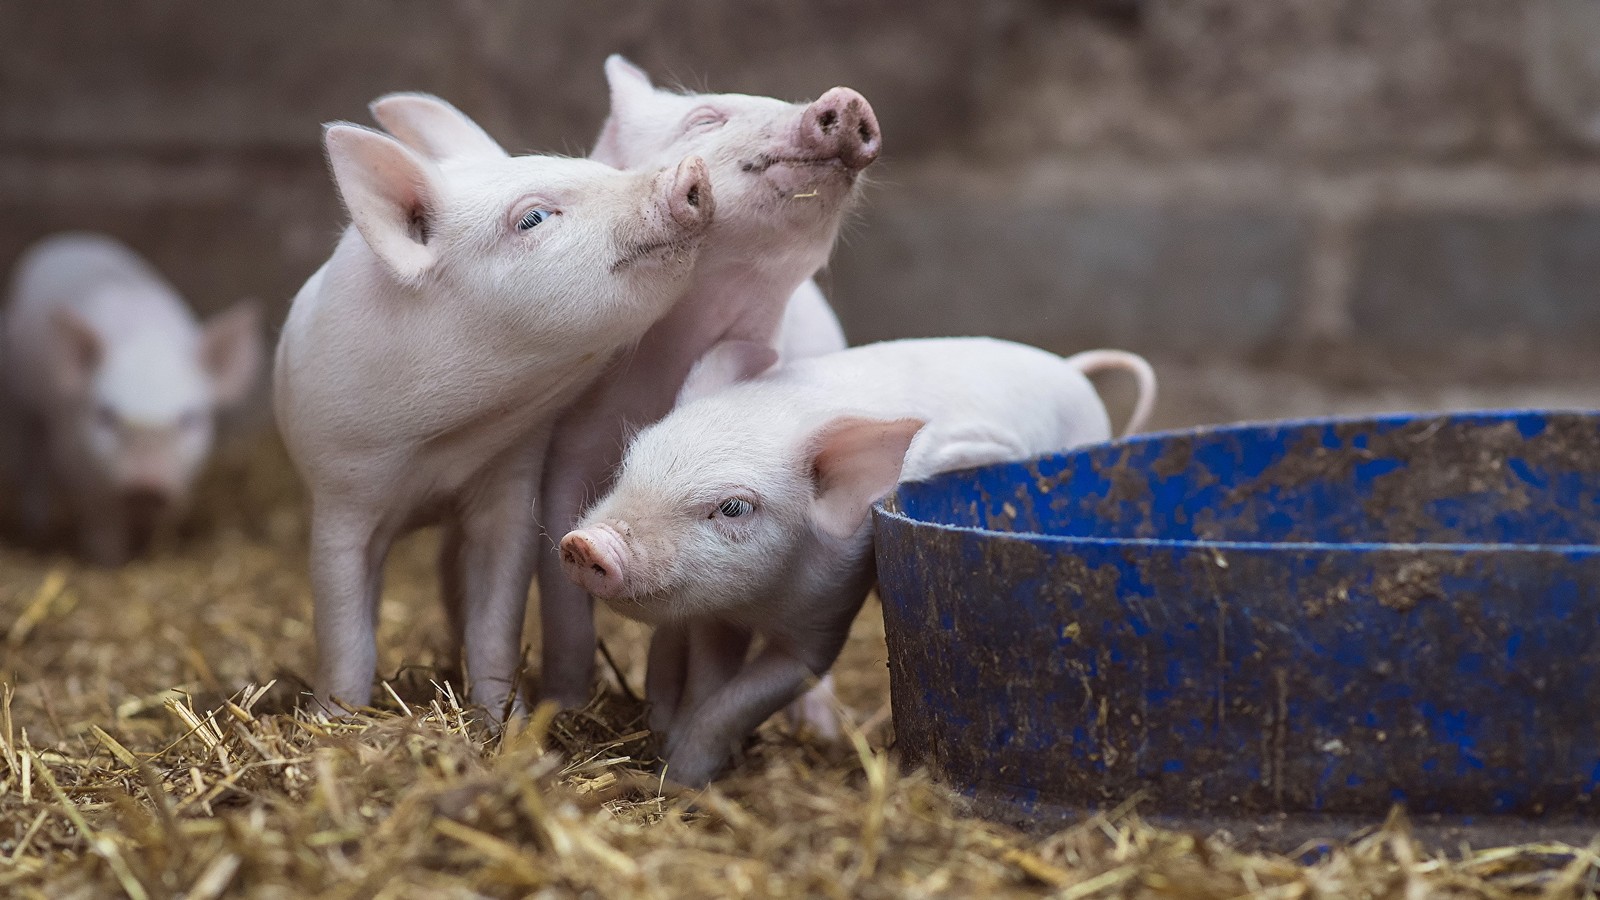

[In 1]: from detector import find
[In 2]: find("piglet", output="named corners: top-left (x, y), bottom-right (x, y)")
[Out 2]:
top-left (532, 56), bottom-right (881, 708)
top-left (559, 337), bottom-right (1157, 785)
top-left (274, 108), bottom-right (714, 718)
top-left (1, 233), bottom-right (262, 565)
top-left (368, 84), bottom-right (857, 374)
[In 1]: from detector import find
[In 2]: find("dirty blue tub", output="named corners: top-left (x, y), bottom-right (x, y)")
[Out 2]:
top-left (874, 410), bottom-right (1600, 822)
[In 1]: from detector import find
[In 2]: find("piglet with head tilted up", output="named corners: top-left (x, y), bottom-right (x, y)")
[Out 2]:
top-left (531, 57), bottom-right (881, 708)
top-left (274, 103), bottom-right (715, 718)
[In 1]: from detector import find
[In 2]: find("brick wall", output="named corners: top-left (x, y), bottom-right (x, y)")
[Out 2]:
top-left (3, 0), bottom-right (1597, 361)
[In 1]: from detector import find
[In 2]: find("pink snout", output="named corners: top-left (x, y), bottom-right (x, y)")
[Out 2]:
top-left (560, 524), bottom-right (631, 602)
top-left (664, 155), bottom-right (715, 232)
top-left (799, 87), bottom-right (881, 171)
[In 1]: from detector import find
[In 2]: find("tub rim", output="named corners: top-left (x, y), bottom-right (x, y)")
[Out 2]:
top-left (875, 406), bottom-right (1600, 556)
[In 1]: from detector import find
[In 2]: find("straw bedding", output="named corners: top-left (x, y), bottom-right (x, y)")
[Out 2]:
top-left (0, 434), bottom-right (1595, 898)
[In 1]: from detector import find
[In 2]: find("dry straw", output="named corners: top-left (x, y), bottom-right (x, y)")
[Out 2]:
top-left (0, 437), bottom-right (1596, 898)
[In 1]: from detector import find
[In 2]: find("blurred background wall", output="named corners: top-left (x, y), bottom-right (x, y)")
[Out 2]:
top-left (3, 0), bottom-right (1599, 371)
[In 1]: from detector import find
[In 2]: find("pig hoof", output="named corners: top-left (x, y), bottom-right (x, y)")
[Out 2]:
top-left (786, 696), bottom-right (846, 742)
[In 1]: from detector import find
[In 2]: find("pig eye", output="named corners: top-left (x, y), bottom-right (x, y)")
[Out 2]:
top-left (716, 498), bottom-right (753, 518)
top-left (684, 109), bottom-right (727, 132)
top-left (94, 404), bottom-right (119, 431)
top-left (516, 207), bottom-right (554, 231)
top-left (177, 410), bottom-right (207, 431)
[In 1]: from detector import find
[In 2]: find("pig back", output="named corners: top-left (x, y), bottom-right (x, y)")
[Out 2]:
top-left (767, 337), bottom-right (1113, 479)
top-left (3, 233), bottom-right (196, 408)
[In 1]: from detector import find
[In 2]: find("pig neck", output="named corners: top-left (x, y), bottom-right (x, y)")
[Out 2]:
top-left (581, 255), bottom-right (806, 427)
top-left (410, 284), bottom-right (608, 431)
top-left (328, 252), bottom-right (608, 443)
top-left (721, 524), bottom-right (877, 649)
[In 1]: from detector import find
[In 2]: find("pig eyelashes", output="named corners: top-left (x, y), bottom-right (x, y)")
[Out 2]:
top-left (515, 207), bottom-right (556, 231)
top-left (716, 497), bottom-right (753, 518)
top-left (680, 108), bottom-right (728, 134)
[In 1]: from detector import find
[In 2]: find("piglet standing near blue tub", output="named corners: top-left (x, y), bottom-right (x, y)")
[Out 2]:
top-left (559, 336), bottom-right (1156, 785)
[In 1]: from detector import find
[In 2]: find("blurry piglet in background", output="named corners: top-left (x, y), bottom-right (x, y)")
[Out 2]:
top-left (535, 55), bottom-right (882, 709)
top-left (560, 337), bottom-right (1157, 785)
top-left (0, 233), bottom-right (262, 566)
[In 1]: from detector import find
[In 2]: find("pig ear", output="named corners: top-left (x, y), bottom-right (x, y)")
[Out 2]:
top-left (808, 416), bottom-right (927, 541)
top-left (200, 299), bottom-right (264, 407)
top-left (592, 54), bottom-right (657, 167)
top-left (369, 92), bottom-right (507, 161)
top-left (324, 123), bottom-right (444, 281)
top-left (675, 340), bottom-right (778, 407)
top-left (605, 54), bottom-right (655, 96)
top-left (48, 308), bottom-right (102, 397)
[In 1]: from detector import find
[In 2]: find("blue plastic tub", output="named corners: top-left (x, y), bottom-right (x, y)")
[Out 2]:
top-left (874, 410), bottom-right (1600, 822)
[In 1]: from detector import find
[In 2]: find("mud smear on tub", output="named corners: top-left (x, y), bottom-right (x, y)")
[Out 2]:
top-left (1373, 558), bottom-right (1443, 612)
top-left (883, 523), bottom-right (1131, 803)
top-left (1358, 414), bottom-right (1600, 546)
top-left (1160, 413), bottom-right (1600, 546)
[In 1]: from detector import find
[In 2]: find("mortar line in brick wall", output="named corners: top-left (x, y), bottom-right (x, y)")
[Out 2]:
top-left (0, 152), bottom-right (328, 206)
top-left (6, 150), bottom-right (1600, 213)
top-left (0, 140), bottom-right (316, 165)
top-left (900, 156), bottom-right (1600, 214)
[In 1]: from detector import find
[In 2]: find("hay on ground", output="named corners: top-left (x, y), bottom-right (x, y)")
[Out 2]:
top-left (0, 436), bottom-right (1596, 898)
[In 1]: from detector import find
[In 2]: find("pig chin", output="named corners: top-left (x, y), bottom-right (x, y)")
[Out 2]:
top-left (597, 592), bottom-right (679, 626)
top-left (754, 161), bottom-right (856, 206)
top-left (610, 234), bottom-right (703, 274)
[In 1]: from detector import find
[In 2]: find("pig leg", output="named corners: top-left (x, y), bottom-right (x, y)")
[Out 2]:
top-left (647, 620), bottom-right (753, 735)
top-left (310, 505), bottom-right (391, 714)
top-left (774, 280), bottom-right (847, 364)
top-left (644, 623), bottom-right (689, 732)
top-left (437, 520), bottom-right (468, 658)
top-left (16, 474), bottom-right (52, 544)
top-left (679, 619), bottom-right (753, 721)
top-left (77, 496), bottom-right (130, 567)
top-left (663, 643), bottom-right (821, 787)
top-left (535, 496), bottom-right (596, 707)
top-left (784, 673), bottom-right (844, 740)
top-left (13, 413), bottom-right (55, 542)
top-left (450, 445), bottom-right (540, 720)
top-left (535, 433), bottom-right (615, 708)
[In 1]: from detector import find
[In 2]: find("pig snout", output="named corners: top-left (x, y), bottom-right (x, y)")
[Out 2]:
top-left (664, 155), bottom-right (715, 232)
top-left (617, 157), bottom-right (715, 271)
top-left (799, 88), bottom-right (881, 171)
top-left (560, 525), bottom-right (631, 601)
